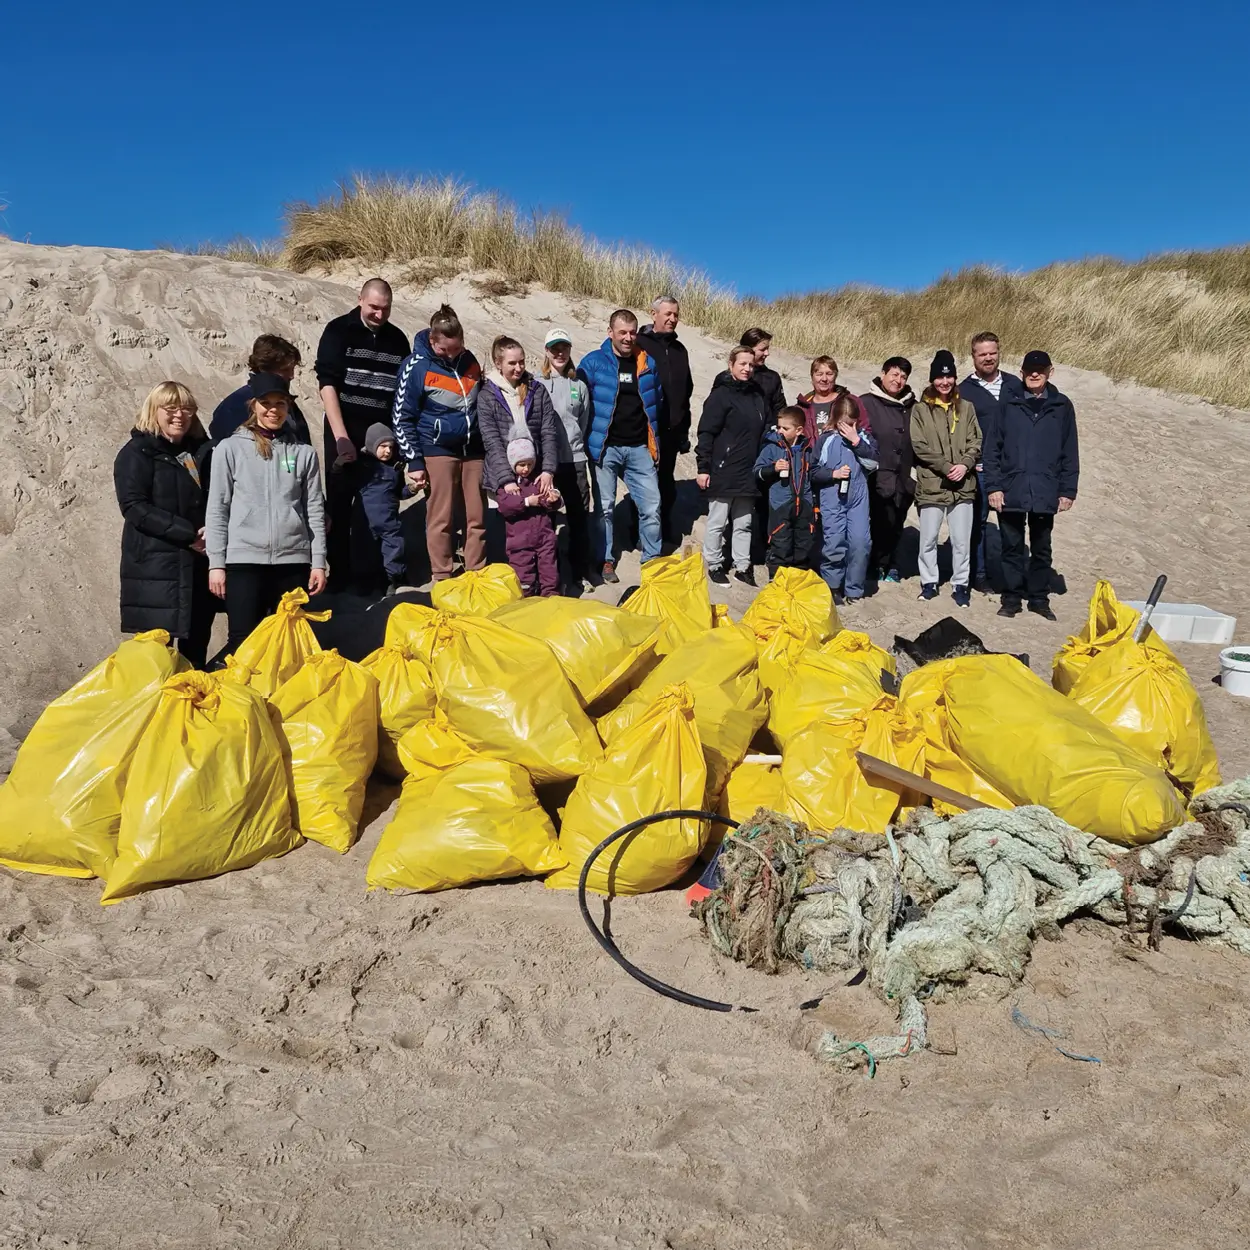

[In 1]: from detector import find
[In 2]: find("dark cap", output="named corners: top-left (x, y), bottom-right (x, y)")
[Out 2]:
top-left (1021, 350), bottom-right (1052, 375)
top-left (929, 349), bottom-right (957, 381)
top-left (249, 371), bottom-right (292, 399)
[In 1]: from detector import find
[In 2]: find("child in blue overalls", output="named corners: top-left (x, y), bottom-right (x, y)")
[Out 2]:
top-left (811, 393), bottom-right (878, 603)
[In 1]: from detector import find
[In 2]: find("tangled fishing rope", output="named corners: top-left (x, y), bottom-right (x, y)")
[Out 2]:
top-left (694, 778), bottom-right (1250, 1073)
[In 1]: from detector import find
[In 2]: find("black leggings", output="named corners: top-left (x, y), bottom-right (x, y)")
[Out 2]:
top-left (224, 563), bottom-right (311, 654)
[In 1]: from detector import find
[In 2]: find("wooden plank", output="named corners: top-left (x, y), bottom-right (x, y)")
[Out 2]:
top-left (855, 750), bottom-right (991, 812)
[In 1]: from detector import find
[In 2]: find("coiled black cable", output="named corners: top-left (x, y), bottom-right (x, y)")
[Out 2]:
top-left (577, 809), bottom-right (757, 1013)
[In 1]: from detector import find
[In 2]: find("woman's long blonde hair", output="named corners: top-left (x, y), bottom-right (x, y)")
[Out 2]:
top-left (243, 398), bottom-right (288, 460)
top-left (136, 381), bottom-right (206, 439)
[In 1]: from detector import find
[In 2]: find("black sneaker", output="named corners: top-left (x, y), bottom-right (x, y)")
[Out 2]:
top-left (601, 561), bottom-right (620, 585)
top-left (998, 599), bottom-right (1022, 618)
top-left (1028, 601), bottom-right (1057, 621)
top-left (833, 590), bottom-right (846, 606)
top-left (952, 585), bottom-right (971, 608)
top-left (843, 594), bottom-right (862, 605)
top-left (709, 567), bottom-right (730, 585)
top-left (733, 568), bottom-right (757, 587)
top-left (386, 579), bottom-right (403, 597)
top-left (972, 578), bottom-right (992, 595)
top-left (918, 583), bottom-right (939, 601)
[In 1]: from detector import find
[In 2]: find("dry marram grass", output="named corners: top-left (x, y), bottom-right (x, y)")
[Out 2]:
top-left (205, 176), bottom-right (1249, 406)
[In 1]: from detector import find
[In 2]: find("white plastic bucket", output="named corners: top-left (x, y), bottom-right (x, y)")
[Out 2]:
top-left (1219, 647), bottom-right (1250, 697)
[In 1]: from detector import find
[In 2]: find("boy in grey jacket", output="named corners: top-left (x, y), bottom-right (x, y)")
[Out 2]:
top-left (206, 372), bottom-right (327, 654)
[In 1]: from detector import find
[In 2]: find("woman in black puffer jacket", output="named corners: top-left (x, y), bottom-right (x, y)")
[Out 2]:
top-left (696, 345), bottom-right (770, 585)
top-left (113, 380), bottom-right (216, 667)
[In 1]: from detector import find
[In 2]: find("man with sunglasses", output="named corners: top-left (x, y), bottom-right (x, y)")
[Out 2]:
top-left (982, 350), bottom-right (1079, 621)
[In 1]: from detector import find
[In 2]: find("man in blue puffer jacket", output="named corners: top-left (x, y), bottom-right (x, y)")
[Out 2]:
top-left (577, 309), bottom-right (664, 582)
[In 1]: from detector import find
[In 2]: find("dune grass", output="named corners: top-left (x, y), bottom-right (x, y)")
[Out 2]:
top-left (216, 176), bottom-right (1250, 406)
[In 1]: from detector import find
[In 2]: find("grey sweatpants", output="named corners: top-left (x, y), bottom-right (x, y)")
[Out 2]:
top-left (918, 501), bottom-right (974, 587)
top-left (703, 496), bottom-right (754, 572)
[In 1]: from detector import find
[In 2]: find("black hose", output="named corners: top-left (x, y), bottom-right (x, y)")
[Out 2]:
top-left (577, 809), bottom-right (758, 1013)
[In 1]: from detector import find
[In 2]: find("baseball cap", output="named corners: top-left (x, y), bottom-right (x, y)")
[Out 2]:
top-left (249, 371), bottom-right (292, 399)
top-left (1022, 350), bottom-right (1052, 374)
top-left (544, 328), bottom-right (573, 348)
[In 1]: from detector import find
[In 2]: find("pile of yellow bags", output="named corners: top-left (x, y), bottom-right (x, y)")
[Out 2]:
top-left (622, 550), bottom-right (712, 655)
top-left (430, 563), bottom-right (522, 616)
top-left (742, 566), bottom-right (840, 644)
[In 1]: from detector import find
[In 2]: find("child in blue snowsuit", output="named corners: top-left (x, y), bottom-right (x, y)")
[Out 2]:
top-left (359, 423), bottom-right (412, 594)
top-left (811, 395), bottom-right (878, 603)
top-left (753, 406), bottom-right (816, 575)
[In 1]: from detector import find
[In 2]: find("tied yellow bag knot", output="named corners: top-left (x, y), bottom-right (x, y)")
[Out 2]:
top-left (781, 695), bottom-right (925, 834)
top-left (395, 710), bottom-right (476, 782)
top-left (430, 564), bottom-right (523, 616)
top-left (622, 550), bottom-right (713, 655)
top-left (548, 682), bottom-right (708, 895)
top-left (384, 601), bottom-right (442, 658)
top-left (0, 632), bottom-right (189, 879)
top-left (489, 597), bottom-right (661, 706)
top-left (597, 621), bottom-right (766, 801)
top-left (768, 645), bottom-right (886, 747)
top-left (232, 587), bottom-right (330, 698)
top-left (360, 642), bottom-right (438, 779)
top-left (711, 603), bottom-right (732, 627)
top-left (271, 650), bottom-right (380, 853)
top-left (367, 757), bottom-right (564, 893)
top-left (742, 566), bottom-right (840, 644)
top-left (1052, 579), bottom-right (1170, 694)
top-left (430, 613), bottom-right (601, 784)
top-left (757, 618), bottom-right (819, 698)
top-left (821, 630), bottom-right (897, 678)
top-left (102, 672), bottom-right (301, 903)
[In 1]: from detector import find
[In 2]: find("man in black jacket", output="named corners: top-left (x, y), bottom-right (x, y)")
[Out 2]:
top-left (314, 278), bottom-right (409, 592)
top-left (636, 296), bottom-right (694, 545)
top-left (960, 331), bottom-right (1023, 592)
top-left (859, 356), bottom-right (916, 582)
top-left (209, 335), bottom-right (311, 445)
top-left (983, 350), bottom-right (1079, 621)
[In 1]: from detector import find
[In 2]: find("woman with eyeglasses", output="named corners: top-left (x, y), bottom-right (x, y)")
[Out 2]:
top-left (205, 372), bottom-right (327, 654)
top-left (113, 381), bottom-right (217, 666)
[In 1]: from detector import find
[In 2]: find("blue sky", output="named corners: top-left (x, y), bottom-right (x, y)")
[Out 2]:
top-left (4, 0), bottom-right (1248, 296)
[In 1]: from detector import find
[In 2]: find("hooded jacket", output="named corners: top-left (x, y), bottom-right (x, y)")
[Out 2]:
top-left (859, 379), bottom-right (917, 504)
top-left (206, 425), bottom-right (326, 569)
top-left (753, 427), bottom-right (814, 511)
top-left (635, 324), bottom-right (694, 437)
top-left (811, 427), bottom-right (878, 511)
top-left (537, 371), bottom-right (591, 464)
top-left (391, 328), bottom-right (484, 470)
top-left (577, 339), bottom-right (663, 464)
top-left (114, 429), bottom-right (214, 638)
top-left (695, 371), bottom-right (770, 497)
top-left (477, 371), bottom-right (561, 492)
top-left (982, 382), bottom-right (1080, 514)
top-left (910, 389), bottom-right (982, 507)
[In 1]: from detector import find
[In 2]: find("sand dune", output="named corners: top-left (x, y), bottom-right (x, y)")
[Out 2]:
top-left (3, 241), bottom-right (1250, 1248)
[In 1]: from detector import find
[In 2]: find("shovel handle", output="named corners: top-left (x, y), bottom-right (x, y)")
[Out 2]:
top-left (1133, 575), bottom-right (1168, 644)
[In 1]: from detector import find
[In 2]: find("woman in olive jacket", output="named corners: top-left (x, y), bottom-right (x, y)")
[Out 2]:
top-left (909, 350), bottom-right (982, 607)
top-left (113, 380), bottom-right (216, 666)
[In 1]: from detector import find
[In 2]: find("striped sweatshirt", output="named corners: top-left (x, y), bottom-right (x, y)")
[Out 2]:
top-left (314, 309), bottom-right (410, 447)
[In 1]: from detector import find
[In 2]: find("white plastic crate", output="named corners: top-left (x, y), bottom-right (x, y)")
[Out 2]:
top-left (1125, 601), bottom-right (1237, 645)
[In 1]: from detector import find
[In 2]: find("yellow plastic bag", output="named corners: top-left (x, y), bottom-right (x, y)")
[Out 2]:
top-left (821, 630), bottom-right (897, 678)
top-left (383, 601), bottom-right (441, 655)
top-left (768, 648), bottom-right (886, 747)
top-left (395, 710), bottom-right (477, 782)
top-left (103, 672), bottom-right (301, 903)
top-left (548, 684), bottom-right (708, 895)
top-left (939, 654), bottom-right (1186, 844)
top-left (270, 650), bottom-right (380, 853)
top-left (1052, 579), bottom-right (1170, 694)
top-left (718, 761), bottom-right (784, 825)
top-left (711, 603), bottom-right (733, 627)
top-left (598, 622), bottom-right (766, 799)
top-left (430, 613), bottom-right (601, 784)
top-left (1068, 643), bottom-right (1221, 796)
top-left (231, 587), bottom-right (329, 698)
top-left (757, 618), bottom-right (820, 698)
top-left (430, 564), bottom-right (522, 616)
top-left (490, 598), bottom-right (661, 705)
top-left (898, 661), bottom-right (1014, 812)
top-left (743, 566), bottom-right (840, 644)
top-left (0, 631), bottom-right (188, 879)
top-left (622, 550), bottom-right (712, 656)
top-left (781, 696), bottom-right (925, 834)
top-left (359, 642), bottom-right (438, 778)
top-left (367, 757), bottom-right (563, 892)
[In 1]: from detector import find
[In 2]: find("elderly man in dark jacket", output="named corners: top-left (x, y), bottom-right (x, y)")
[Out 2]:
top-left (859, 356), bottom-right (917, 582)
top-left (982, 350), bottom-right (1079, 620)
top-left (636, 297), bottom-right (694, 544)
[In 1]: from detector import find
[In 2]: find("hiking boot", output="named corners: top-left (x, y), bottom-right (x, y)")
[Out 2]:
top-left (708, 567), bottom-right (730, 585)
top-left (998, 598), bottom-right (1022, 618)
top-left (952, 585), bottom-right (971, 609)
top-left (972, 577), bottom-right (992, 595)
top-left (1028, 600), bottom-right (1057, 621)
top-left (733, 567), bottom-right (757, 587)
top-left (919, 583), bottom-right (939, 601)
top-left (601, 561), bottom-right (620, 585)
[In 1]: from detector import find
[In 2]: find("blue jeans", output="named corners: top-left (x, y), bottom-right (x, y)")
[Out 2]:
top-left (594, 444), bottom-right (662, 564)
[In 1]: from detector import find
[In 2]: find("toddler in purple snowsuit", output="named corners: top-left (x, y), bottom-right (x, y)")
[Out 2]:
top-left (496, 437), bottom-right (561, 597)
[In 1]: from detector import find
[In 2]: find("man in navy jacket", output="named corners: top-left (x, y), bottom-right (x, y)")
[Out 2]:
top-left (982, 350), bottom-right (1079, 620)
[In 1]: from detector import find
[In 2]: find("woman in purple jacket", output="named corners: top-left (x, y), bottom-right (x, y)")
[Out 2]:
top-left (477, 336), bottom-right (561, 499)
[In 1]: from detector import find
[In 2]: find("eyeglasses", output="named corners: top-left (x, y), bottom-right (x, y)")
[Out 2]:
top-left (160, 405), bottom-right (195, 415)
top-left (1023, 369), bottom-right (1047, 378)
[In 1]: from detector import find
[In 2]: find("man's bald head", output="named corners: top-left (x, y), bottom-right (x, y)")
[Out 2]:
top-left (359, 278), bottom-right (393, 330)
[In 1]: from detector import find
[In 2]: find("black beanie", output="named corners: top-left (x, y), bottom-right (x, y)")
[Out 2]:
top-left (929, 350), bottom-right (957, 382)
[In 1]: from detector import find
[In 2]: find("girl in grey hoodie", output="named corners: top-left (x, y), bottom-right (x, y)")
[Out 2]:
top-left (206, 373), bottom-right (327, 654)
top-left (538, 329), bottom-right (593, 588)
